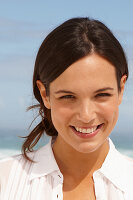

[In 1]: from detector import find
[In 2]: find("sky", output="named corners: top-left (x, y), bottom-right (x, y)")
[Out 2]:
top-left (0, 0), bottom-right (133, 137)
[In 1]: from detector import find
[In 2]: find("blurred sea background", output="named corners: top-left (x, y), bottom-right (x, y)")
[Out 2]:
top-left (0, 129), bottom-right (133, 159)
top-left (0, 1), bottom-right (133, 159)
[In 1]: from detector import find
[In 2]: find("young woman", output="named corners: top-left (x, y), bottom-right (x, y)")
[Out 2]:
top-left (0, 17), bottom-right (133, 200)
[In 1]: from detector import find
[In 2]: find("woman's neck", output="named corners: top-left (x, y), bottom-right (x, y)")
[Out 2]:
top-left (52, 137), bottom-right (109, 181)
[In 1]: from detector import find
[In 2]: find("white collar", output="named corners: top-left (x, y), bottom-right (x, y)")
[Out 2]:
top-left (29, 137), bottom-right (133, 193)
top-left (29, 137), bottom-right (60, 180)
top-left (97, 138), bottom-right (128, 193)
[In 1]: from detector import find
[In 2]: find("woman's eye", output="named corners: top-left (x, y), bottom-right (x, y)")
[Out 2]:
top-left (96, 93), bottom-right (112, 97)
top-left (59, 95), bottom-right (75, 99)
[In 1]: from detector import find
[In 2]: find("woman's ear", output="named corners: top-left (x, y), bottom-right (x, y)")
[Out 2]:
top-left (36, 80), bottom-right (51, 109)
top-left (118, 75), bottom-right (127, 105)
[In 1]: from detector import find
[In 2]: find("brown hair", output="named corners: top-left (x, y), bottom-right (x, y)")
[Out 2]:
top-left (22, 17), bottom-right (128, 161)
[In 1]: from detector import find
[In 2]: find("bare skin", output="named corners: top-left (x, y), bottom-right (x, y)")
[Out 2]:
top-left (63, 175), bottom-right (96, 200)
top-left (53, 137), bottom-right (109, 200)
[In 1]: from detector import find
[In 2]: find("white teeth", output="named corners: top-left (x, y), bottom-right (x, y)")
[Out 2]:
top-left (75, 126), bottom-right (97, 134)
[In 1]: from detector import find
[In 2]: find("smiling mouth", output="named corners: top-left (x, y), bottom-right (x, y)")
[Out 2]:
top-left (71, 124), bottom-right (103, 134)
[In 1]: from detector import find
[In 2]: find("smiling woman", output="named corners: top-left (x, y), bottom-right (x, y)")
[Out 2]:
top-left (38, 54), bottom-right (125, 156)
top-left (0, 17), bottom-right (133, 200)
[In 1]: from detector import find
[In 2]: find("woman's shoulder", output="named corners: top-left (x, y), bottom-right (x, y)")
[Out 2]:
top-left (121, 154), bottom-right (133, 170)
top-left (0, 155), bottom-right (22, 184)
top-left (0, 151), bottom-right (36, 186)
top-left (117, 149), bottom-right (133, 164)
top-left (0, 142), bottom-right (51, 177)
top-left (117, 152), bottom-right (133, 183)
top-left (0, 151), bottom-right (38, 198)
top-left (119, 154), bottom-right (133, 195)
top-left (0, 154), bottom-right (23, 167)
top-left (122, 154), bottom-right (133, 163)
top-left (0, 145), bottom-right (49, 185)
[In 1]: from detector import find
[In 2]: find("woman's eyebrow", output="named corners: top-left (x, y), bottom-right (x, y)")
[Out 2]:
top-left (55, 88), bottom-right (114, 94)
top-left (94, 87), bottom-right (114, 93)
top-left (54, 90), bottom-right (75, 94)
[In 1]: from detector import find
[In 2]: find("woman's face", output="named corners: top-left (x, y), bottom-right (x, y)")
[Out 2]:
top-left (38, 53), bottom-right (126, 153)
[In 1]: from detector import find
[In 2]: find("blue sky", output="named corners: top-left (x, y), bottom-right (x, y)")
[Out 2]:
top-left (0, 0), bottom-right (133, 136)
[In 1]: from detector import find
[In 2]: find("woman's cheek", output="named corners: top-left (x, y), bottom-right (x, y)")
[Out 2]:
top-left (51, 103), bottom-right (74, 123)
top-left (99, 100), bottom-right (119, 121)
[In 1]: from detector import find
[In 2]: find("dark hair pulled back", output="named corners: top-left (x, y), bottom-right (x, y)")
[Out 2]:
top-left (22, 17), bottom-right (128, 161)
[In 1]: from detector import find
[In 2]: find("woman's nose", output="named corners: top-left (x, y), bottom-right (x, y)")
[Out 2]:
top-left (76, 101), bottom-right (96, 123)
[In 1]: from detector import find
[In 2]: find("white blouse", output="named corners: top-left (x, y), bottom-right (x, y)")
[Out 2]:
top-left (0, 138), bottom-right (133, 200)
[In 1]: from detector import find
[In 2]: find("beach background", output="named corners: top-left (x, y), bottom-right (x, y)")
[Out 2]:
top-left (0, 1), bottom-right (133, 159)
top-left (0, 129), bottom-right (133, 159)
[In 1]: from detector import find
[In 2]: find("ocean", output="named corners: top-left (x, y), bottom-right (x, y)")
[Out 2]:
top-left (0, 129), bottom-right (50, 159)
top-left (0, 129), bottom-right (133, 159)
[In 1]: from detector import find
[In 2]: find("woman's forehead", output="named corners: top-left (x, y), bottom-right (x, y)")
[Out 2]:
top-left (50, 54), bottom-right (117, 91)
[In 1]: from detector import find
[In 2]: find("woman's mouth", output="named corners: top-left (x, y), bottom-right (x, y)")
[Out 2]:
top-left (70, 124), bottom-right (104, 138)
